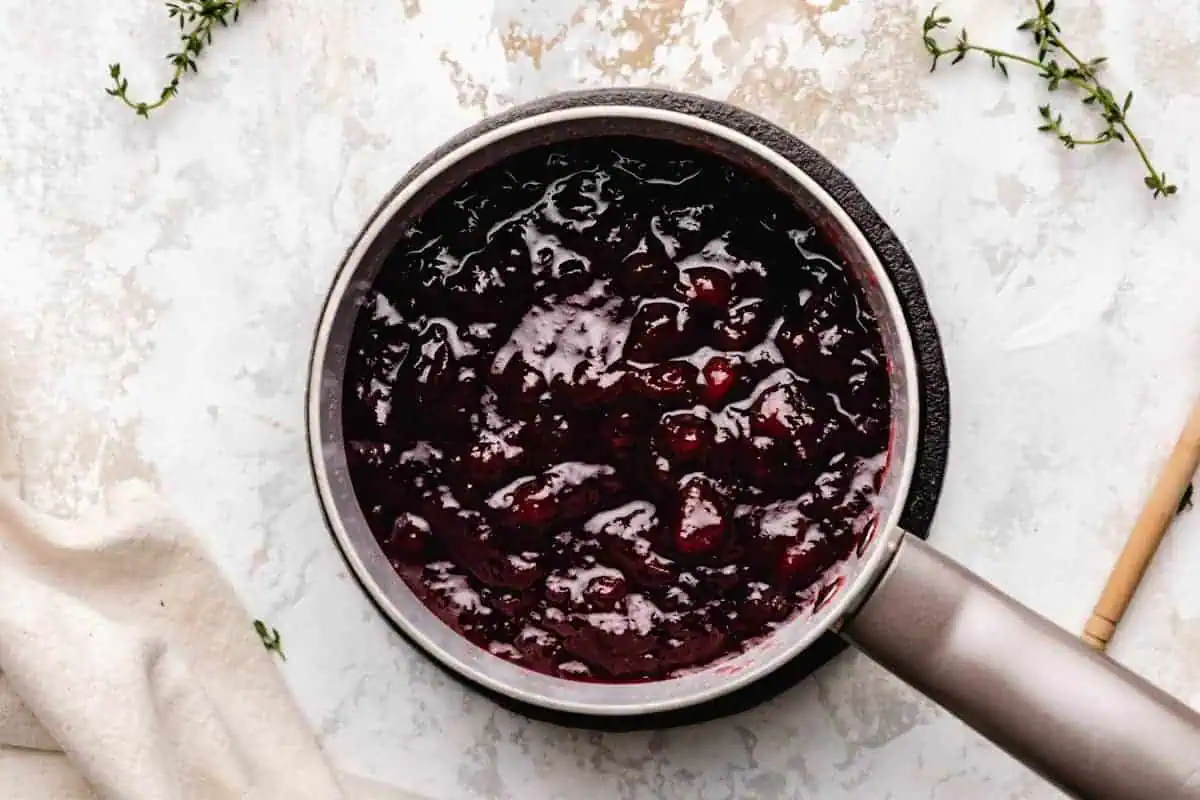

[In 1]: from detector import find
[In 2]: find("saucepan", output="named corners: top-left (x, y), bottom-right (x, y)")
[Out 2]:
top-left (306, 89), bottom-right (1200, 800)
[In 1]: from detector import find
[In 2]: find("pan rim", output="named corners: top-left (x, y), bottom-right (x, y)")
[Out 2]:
top-left (306, 102), bottom-right (920, 716)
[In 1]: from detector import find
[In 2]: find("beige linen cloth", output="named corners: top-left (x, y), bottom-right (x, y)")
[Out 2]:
top-left (0, 419), bottom-right (420, 800)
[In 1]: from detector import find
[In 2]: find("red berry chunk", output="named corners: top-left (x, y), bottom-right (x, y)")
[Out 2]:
top-left (585, 573), bottom-right (628, 609)
top-left (628, 361), bottom-right (699, 405)
top-left (620, 246), bottom-right (676, 296)
top-left (735, 435), bottom-right (791, 489)
top-left (673, 475), bottom-right (731, 557)
top-left (488, 463), bottom-right (623, 533)
top-left (512, 625), bottom-right (563, 673)
top-left (601, 409), bottom-right (640, 461)
top-left (384, 512), bottom-right (431, 564)
top-left (714, 298), bottom-right (771, 351)
top-left (625, 300), bottom-right (697, 362)
top-left (776, 531), bottom-right (839, 589)
top-left (738, 582), bottom-right (792, 629)
top-left (460, 425), bottom-right (527, 485)
top-left (699, 355), bottom-right (740, 405)
top-left (656, 411), bottom-right (715, 465)
top-left (749, 379), bottom-right (817, 439)
top-left (681, 266), bottom-right (733, 308)
top-left (585, 502), bottom-right (678, 588)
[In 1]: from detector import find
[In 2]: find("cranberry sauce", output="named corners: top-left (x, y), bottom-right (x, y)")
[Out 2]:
top-left (342, 136), bottom-right (891, 682)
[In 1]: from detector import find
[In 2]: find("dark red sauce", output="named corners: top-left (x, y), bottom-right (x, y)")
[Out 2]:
top-left (342, 137), bottom-right (890, 682)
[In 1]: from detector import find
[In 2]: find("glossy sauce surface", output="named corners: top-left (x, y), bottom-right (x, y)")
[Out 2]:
top-left (343, 137), bottom-right (891, 682)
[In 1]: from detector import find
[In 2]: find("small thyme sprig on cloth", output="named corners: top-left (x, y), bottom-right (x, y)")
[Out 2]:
top-left (922, 1), bottom-right (1177, 198)
top-left (107, 0), bottom-right (255, 117)
top-left (254, 619), bottom-right (286, 661)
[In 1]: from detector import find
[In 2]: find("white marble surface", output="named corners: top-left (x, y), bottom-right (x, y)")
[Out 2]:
top-left (2, 0), bottom-right (1199, 797)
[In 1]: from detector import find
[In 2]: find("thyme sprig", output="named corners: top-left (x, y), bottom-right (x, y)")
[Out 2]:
top-left (107, 0), bottom-right (255, 117)
top-left (254, 619), bottom-right (286, 661)
top-left (922, 1), bottom-right (1176, 197)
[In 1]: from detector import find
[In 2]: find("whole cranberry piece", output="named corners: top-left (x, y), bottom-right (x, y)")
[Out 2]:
top-left (418, 562), bottom-right (489, 626)
top-left (699, 355), bottom-right (740, 405)
top-left (673, 475), bottom-right (731, 557)
top-left (775, 317), bottom-right (816, 373)
top-left (790, 410), bottom-right (845, 464)
top-left (749, 380), bottom-right (817, 439)
top-left (493, 552), bottom-right (543, 590)
top-left (842, 373), bottom-right (890, 438)
top-left (383, 512), bottom-right (431, 564)
top-left (628, 361), bottom-right (699, 405)
top-left (513, 626), bottom-right (562, 673)
top-left (490, 463), bottom-right (622, 533)
top-left (774, 286), bottom-right (875, 388)
top-left (619, 242), bottom-right (676, 296)
top-left (625, 300), bottom-right (696, 362)
top-left (715, 299), bottom-right (772, 351)
top-left (460, 426), bottom-right (527, 485)
top-left (738, 583), bottom-right (793, 629)
top-left (781, 322), bottom-right (863, 387)
top-left (425, 500), bottom-right (543, 590)
top-left (743, 340), bottom-right (786, 385)
top-left (544, 573), bottom-right (574, 607)
top-left (584, 574), bottom-right (628, 610)
top-left (736, 434), bottom-right (792, 489)
top-left (681, 266), bottom-right (733, 308)
top-left (776, 533), bottom-right (837, 589)
top-left (586, 502), bottom-right (678, 586)
top-left (660, 585), bottom-right (694, 611)
top-left (601, 409), bottom-right (640, 461)
top-left (484, 587), bottom-right (537, 618)
top-left (503, 479), bottom-right (558, 530)
top-left (656, 411), bottom-right (715, 464)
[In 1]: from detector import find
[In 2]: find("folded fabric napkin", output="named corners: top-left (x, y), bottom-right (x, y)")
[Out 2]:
top-left (0, 419), bottom-right (420, 800)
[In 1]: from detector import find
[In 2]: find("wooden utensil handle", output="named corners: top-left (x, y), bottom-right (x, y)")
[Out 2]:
top-left (1082, 397), bottom-right (1200, 652)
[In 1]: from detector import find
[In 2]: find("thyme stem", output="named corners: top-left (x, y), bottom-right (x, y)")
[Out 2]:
top-left (107, 0), bottom-right (255, 117)
top-left (922, 2), bottom-right (1176, 197)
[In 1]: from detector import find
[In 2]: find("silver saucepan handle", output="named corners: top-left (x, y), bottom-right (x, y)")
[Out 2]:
top-left (841, 532), bottom-right (1200, 800)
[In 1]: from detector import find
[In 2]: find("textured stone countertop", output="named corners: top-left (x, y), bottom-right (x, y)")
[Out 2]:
top-left (2, 0), bottom-right (1198, 797)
